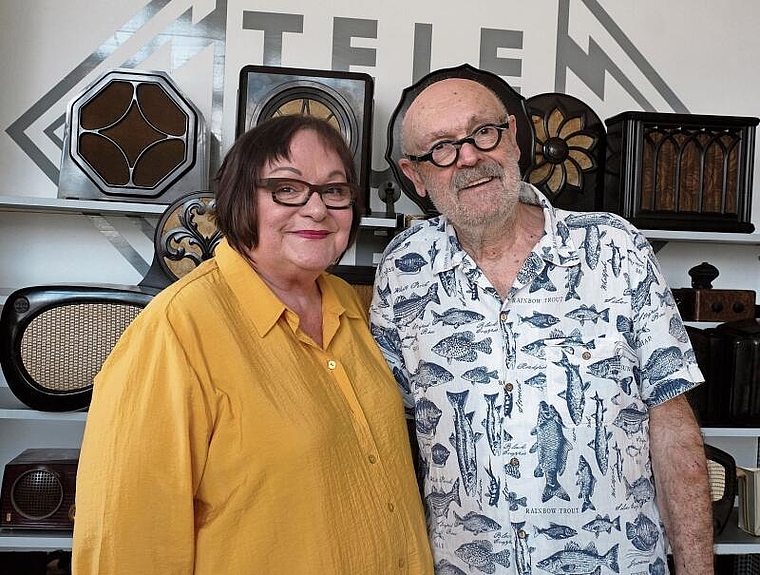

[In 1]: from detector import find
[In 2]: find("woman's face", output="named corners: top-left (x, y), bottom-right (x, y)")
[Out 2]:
top-left (246, 129), bottom-right (354, 281)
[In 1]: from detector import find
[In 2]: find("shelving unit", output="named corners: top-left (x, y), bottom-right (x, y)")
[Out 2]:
top-left (1, 200), bottom-right (758, 556)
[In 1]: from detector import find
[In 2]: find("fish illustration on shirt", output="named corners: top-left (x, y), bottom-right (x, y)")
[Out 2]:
top-left (482, 393), bottom-right (502, 456)
top-left (554, 352), bottom-right (589, 425)
top-left (530, 401), bottom-right (572, 503)
top-left (439, 268), bottom-right (457, 297)
top-left (448, 390), bottom-right (482, 496)
top-left (649, 557), bottom-right (667, 575)
top-left (566, 265), bottom-right (584, 301)
top-left (589, 393), bottom-right (611, 475)
top-left (634, 346), bottom-right (683, 385)
top-left (607, 241), bottom-right (623, 277)
top-left (623, 475), bottom-right (655, 506)
top-left (415, 397), bottom-right (442, 436)
top-left (576, 455), bottom-right (597, 512)
top-left (453, 510), bottom-right (502, 535)
top-left (431, 308), bottom-right (485, 328)
top-left (582, 514), bottom-right (621, 538)
top-left (455, 540), bottom-right (511, 573)
top-left (565, 304), bottom-right (610, 325)
top-left (394, 252), bottom-right (427, 273)
top-left (425, 477), bottom-right (461, 524)
top-left (519, 311), bottom-right (561, 328)
top-left (463, 367), bottom-right (500, 385)
top-left (583, 225), bottom-right (605, 269)
top-left (535, 522), bottom-right (577, 540)
top-left (433, 331), bottom-right (493, 363)
top-left (412, 361), bottom-right (454, 391)
top-left (625, 513), bottom-right (660, 551)
top-left (393, 283), bottom-right (439, 326)
top-left (536, 542), bottom-right (619, 575)
top-left (612, 404), bottom-right (648, 435)
top-left (668, 315), bottom-right (689, 343)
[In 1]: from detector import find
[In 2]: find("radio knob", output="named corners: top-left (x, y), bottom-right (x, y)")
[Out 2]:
top-left (711, 302), bottom-right (724, 313)
top-left (733, 302), bottom-right (745, 313)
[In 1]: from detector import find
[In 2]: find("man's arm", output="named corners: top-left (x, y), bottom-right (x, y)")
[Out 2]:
top-left (649, 394), bottom-right (714, 575)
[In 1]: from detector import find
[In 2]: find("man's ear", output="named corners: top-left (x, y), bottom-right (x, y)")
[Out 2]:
top-left (508, 114), bottom-right (520, 162)
top-left (398, 158), bottom-right (429, 198)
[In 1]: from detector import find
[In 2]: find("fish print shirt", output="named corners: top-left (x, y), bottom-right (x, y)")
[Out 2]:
top-left (370, 184), bottom-right (704, 575)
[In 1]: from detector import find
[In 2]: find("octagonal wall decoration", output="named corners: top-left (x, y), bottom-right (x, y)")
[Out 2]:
top-left (58, 68), bottom-right (209, 204)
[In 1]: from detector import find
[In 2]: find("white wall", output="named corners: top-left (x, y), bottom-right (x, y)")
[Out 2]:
top-left (1, 0), bottom-right (758, 293)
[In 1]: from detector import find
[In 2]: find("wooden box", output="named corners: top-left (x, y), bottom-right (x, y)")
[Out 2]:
top-left (604, 112), bottom-right (758, 232)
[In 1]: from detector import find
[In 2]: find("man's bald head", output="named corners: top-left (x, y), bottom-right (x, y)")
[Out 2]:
top-left (400, 78), bottom-right (508, 155)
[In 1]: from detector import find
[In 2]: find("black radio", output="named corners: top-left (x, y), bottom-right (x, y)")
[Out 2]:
top-left (686, 319), bottom-right (760, 427)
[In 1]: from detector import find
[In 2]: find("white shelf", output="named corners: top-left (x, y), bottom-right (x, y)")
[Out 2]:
top-left (0, 530), bottom-right (72, 552)
top-left (0, 388), bottom-right (87, 422)
top-left (703, 428), bottom-right (760, 438)
top-left (0, 195), bottom-right (399, 230)
top-left (0, 195), bottom-right (167, 216)
top-left (642, 229), bottom-right (760, 245)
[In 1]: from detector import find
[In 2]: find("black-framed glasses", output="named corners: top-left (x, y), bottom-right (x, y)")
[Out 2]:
top-left (405, 122), bottom-right (510, 168)
top-left (256, 178), bottom-right (357, 209)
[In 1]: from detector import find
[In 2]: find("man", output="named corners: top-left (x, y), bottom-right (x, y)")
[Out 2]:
top-left (370, 69), bottom-right (713, 574)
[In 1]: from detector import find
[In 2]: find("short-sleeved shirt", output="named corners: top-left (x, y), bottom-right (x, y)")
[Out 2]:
top-left (73, 238), bottom-right (433, 575)
top-left (370, 184), bottom-right (703, 575)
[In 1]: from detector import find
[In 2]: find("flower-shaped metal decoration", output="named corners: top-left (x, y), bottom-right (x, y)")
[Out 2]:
top-left (525, 93), bottom-right (605, 211)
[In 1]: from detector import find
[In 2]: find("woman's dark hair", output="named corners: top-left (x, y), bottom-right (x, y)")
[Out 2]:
top-left (214, 115), bottom-right (362, 253)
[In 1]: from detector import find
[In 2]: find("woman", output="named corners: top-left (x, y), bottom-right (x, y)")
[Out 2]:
top-left (72, 115), bottom-right (433, 574)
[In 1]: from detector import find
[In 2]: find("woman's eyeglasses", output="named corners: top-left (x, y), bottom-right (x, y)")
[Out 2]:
top-left (256, 178), bottom-right (357, 209)
top-left (405, 122), bottom-right (510, 168)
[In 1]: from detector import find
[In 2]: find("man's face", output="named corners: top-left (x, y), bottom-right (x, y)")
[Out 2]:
top-left (399, 78), bottom-right (522, 229)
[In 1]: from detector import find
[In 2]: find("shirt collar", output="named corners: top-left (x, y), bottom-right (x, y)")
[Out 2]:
top-left (214, 238), bottom-right (359, 338)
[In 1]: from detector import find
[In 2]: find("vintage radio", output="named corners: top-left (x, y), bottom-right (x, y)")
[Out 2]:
top-left (58, 68), bottom-right (209, 204)
top-left (705, 444), bottom-right (737, 537)
top-left (604, 111), bottom-right (758, 232)
top-left (0, 285), bottom-right (155, 411)
top-left (237, 65), bottom-right (374, 214)
top-left (674, 288), bottom-right (756, 322)
top-left (1, 448), bottom-right (79, 530)
top-left (685, 319), bottom-right (760, 426)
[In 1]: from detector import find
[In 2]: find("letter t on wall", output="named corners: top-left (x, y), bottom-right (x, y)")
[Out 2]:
top-left (242, 11), bottom-right (304, 66)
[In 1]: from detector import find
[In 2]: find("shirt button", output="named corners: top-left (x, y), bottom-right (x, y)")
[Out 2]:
top-left (504, 382), bottom-right (514, 392)
top-left (582, 351), bottom-right (591, 360)
top-left (500, 312), bottom-right (508, 322)
top-left (388, 502), bottom-right (395, 512)
top-left (510, 457), bottom-right (520, 467)
top-left (368, 454), bottom-right (377, 464)
top-left (327, 359), bottom-right (337, 370)
top-left (518, 529), bottom-right (527, 539)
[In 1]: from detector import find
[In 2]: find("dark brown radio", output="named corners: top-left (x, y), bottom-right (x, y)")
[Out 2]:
top-left (604, 111), bottom-right (758, 232)
top-left (0, 448), bottom-right (79, 531)
top-left (673, 288), bottom-right (756, 322)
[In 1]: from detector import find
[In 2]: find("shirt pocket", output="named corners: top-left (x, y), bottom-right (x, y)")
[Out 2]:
top-left (544, 339), bottom-right (637, 429)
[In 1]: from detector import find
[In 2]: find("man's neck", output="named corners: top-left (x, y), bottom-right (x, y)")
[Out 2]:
top-left (455, 202), bottom-right (545, 298)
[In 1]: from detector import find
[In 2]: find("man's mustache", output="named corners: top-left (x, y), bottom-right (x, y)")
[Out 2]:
top-left (452, 162), bottom-right (504, 189)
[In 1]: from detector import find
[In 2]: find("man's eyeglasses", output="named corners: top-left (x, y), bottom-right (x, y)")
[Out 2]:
top-left (405, 122), bottom-right (510, 168)
top-left (256, 178), bottom-right (357, 210)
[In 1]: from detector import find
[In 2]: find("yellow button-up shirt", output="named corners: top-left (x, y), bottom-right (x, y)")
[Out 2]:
top-left (72, 239), bottom-right (432, 574)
